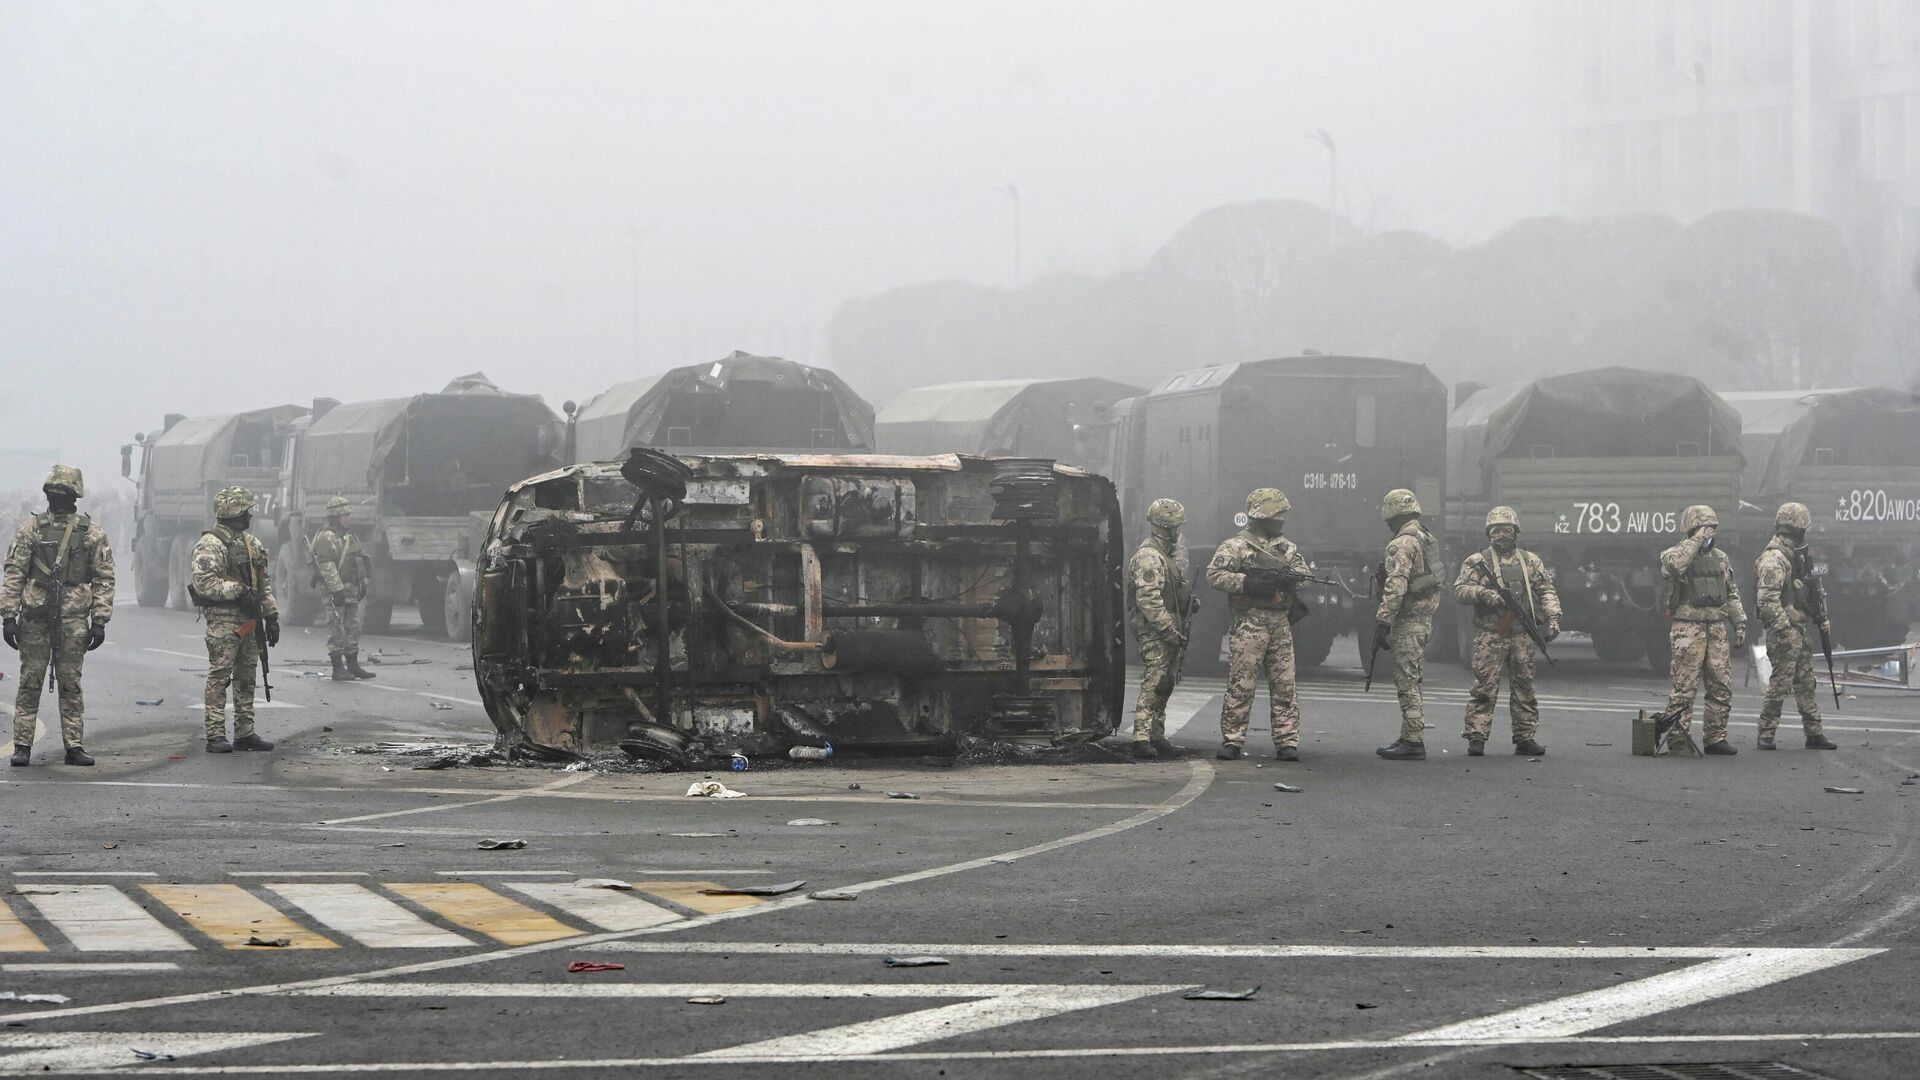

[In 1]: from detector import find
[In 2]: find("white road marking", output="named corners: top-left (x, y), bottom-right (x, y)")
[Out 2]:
top-left (263, 884), bottom-right (473, 949)
top-left (142, 648), bottom-right (206, 661)
top-left (429, 870), bottom-right (574, 877)
top-left (497, 882), bottom-right (681, 930)
top-left (359, 684), bottom-right (411, 694)
top-left (227, 872), bottom-right (367, 878)
top-left (0, 1031), bottom-right (314, 1071)
top-left (601, 942), bottom-right (1773, 960)
top-left (0, 760), bottom-right (1215, 1025)
top-left (291, 981), bottom-right (1147, 999)
top-left (13, 872), bottom-right (158, 878)
top-left (1399, 947), bottom-right (1882, 1041)
top-left (1159, 689), bottom-right (1222, 737)
top-left (316, 774), bottom-right (592, 825)
top-left (14, 884), bottom-right (193, 952)
top-left (1832, 893), bottom-right (1920, 946)
top-left (417, 693), bottom-right (483, 707)
top-left (0, 962), bottom-right (179, 973)
top-left (186, 702), bottom-right (304, 710)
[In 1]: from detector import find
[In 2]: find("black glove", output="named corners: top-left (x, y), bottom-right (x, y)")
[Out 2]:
top-left (1373, 621), bottom-right (1393, 652)
top-left (239, 591), bottom-right (261, 617)
top-left (1241, 569), bottom-right (1285, 595)
top-left (330, 590), bottom-right (347, 608)
top-left (2, 617), bottom-right (16, 651)
top-left (85, 623), bottom-right (106, 651)
top-left (265, 617), bottom-right (280, 647)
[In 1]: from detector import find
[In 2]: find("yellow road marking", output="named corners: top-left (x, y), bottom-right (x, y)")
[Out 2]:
top-left (384, 883), bottom-right (583, 945)
top-left (142, 885), bottom-right (337, 950)
top-left (0, 900), bottom-right (48, 953)
top-left (632, 881), bottom-right (766, 915)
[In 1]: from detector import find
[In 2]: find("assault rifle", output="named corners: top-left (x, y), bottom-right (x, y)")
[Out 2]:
top-left (235, 557), bottom-right (273, 703)
top-left (40, 519), bottom-right (79, 692)
top-left (1158, 592), bottom-right (1201, 700)
top-left (1471, 558), bottom-right (1556, 666)
top-left (1363, 562), bottom-right (1385, 692)
top-left (1801, 550), bottom-right (1842, 709)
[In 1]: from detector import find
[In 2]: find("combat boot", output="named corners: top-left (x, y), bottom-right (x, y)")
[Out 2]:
top-left (1805, 734), bottom-right (1838, 750)
top-left (1376, 740), bottom-right (1426, 760)
top-left (206, 736), bottom-right (233, 754)
top-left (1514, 739), bottom-right (1545, 757)
top-left (1757, 734), bottom-right (1776, 750)
top-left (331, 654), bottom-right (351, 681)
top-left (1704, 740), bottom-right (1738, 755)
top-left (63, 746), bottom-right (95, 767)
top-left (1130, 741), bottom-right (1154, 760)
top-left (233, 733), bottom-right (276, 751)
top-left (1275, 745), bottom-right (1298, 762)
top-left (346, 653), bottom-right (377, 679)
top-left (9, 745), bottom-right (29, 767)
top-left (1466, 738), bottom-right (1485, 757)
top-left (1216, 742), bottom-right (1242, 760)
top-left (1151, 738), bottom-right (1179, 758)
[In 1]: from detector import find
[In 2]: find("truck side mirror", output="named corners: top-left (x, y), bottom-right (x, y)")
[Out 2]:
top-left (120, 444), bottom-right (133, 479)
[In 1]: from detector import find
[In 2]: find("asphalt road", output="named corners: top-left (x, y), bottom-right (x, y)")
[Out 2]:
top-left (1, 603), bottom-right (1917, 1078)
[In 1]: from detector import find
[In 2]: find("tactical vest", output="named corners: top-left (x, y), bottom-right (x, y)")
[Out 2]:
top-left (1486, 548), bottom-right (1536, 623)
top-left (1764, 537), bottom-right (1810, 615)
top-left (191, 526), bottom-right (257, 607)
top-left (318, 529), bottom-right (369, 584)
top-left (27, 514), bottom-right (92, 587)
top-left (1231, 531), bottom-right (1296, 613)
top-left (1403, 527), bottom-right (1442, 598)
top-left (1671, 553), bottom-right (1729, 609)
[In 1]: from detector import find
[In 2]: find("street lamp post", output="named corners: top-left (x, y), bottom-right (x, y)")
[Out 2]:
top-left (1308, 129), bottom-right (1337, 248)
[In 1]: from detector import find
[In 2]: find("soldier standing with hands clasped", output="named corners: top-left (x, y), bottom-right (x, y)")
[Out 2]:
top-left (1657, 505), bottom-right (1747, 756)
top-left (1206, 488), bottom-right (1312, 762)
top-left (312, 496), bottom-right (376, 681)
top-left (1374, 488), bottom-right (1443, 760)
top-left (191, 487), bottom-right (278, 754)
top-left (1126, 498), bottom-right (1191, 759)
top-left (1453, 506), bottom-right (1561, 757)
top-left (1753, 502), bottom-right (1837, 751)
top-left (3, 466), bottom-right (114, 767)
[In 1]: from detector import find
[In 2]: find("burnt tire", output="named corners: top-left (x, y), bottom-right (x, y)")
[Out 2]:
top-left (135, 547), bottom-right (168, 608)
top-left (167, 535), bottom-right (194, 611)
top-left (275, 546), bottom-right (321, 626)
top-left (1293, 621), bottom-right (1336, 669)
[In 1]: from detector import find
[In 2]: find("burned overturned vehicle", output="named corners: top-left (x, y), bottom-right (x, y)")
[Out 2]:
top-left (471, 450), bottom-right (1126, 761)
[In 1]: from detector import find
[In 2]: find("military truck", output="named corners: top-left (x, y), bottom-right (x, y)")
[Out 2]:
top-left (568, 352), bottom-right (873, 463)
top-left (120, 405), bottom-right (308, 609)
top-left (472, 449), bottom-right (1124, 759)
top-left (1725, 387), bottom-right (1920, 647)
top-left (1114, 355), bottom-right (1448, 670)
top-left (1447, 367), bottom-right (1744, 671)
top-left (271, 375), bottom-right (563, 641)
top-left (874, 377), bottom-right (1143, 471)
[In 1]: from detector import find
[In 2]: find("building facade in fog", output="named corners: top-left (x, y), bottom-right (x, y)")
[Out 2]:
top-left (1540, 0), bottom-right (1920, 292)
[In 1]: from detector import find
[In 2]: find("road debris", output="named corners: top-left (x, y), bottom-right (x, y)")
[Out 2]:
top-left (134, 698), bottom-right (164, 706)
top-left (785, 818), bottom-right (835, 827)
top-left (130, 1049), bottom-right (177, 1062)
top-left (669, 832), bottom-right (731, 838)
top-left (685, 781), bottom-right (746, 799)
top-left (477, 838), bottom-right (528, 850)
top-left (1356, 1002), bottom-right (1378, 1009)
top-left (700, 880), bottom-right (805, 897)
top-left (1824, 787), bottom-right (1865, 794)
top-left (808, 889), bottom-right (858, 901)
top-left (1272, 782), bottom-right (1302, 793)
top-left (412, 756), bottom-right (460, 771)
top-left (574, 879), bottom-right (633, 891)
top-left (245, 936), bottom-right (292, 948)
top-left (884, 791), bottom-right (921, 800)
top-left (1183, 986), bottom-right (1260, 1001)
top-left (847, 783), bottom-right (862, 790)
top-left (883, 955), bottom-right (949, 967)
top-left (428, 701), bottom-right (455, 711)
top-left (566, 961), bottom-right (626, 973)
top-left (686, 995), bottom-right (727, 1005)
top-left (0, 990), bottom-right (70, 1004)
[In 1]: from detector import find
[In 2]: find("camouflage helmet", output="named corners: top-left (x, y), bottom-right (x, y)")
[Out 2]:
top-left (1146, 498), bottom-right (1186, 529)
top-left (1245, 488), bottom-right (1291, 520)
top-left (1381, 488), bottom-right (1422, 520)
top-left (42, 465), bottom-right (84, 498)
top-left (1680, 504), bottom-right (1719, 534)
top-left (1775, 502), bottom-right (1811, 530)
top-left (325, 496), bottom-right (353, 516)
top-left (1484, 505), bottom-right (1519, 533)
top-left (214, 486), bottom-right (257, 518)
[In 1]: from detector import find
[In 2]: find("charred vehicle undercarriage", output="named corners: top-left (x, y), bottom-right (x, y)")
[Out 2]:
top-left (472, 450), bottom-right (1125, 761)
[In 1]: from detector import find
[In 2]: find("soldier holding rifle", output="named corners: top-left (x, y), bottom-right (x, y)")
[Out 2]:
top-left (1126, 498), bottom-right (1192, 759)
top-left (1753, 502), bottom-right (1839, 751)
top-left (1206, 488), bottom-right (1327, 762)
top-left (190, 487), bottom-right (278, 754)
top-left (3, 466), bottom-right (114, 767)
top-left (1452, 506), bottom-right (1561, 757)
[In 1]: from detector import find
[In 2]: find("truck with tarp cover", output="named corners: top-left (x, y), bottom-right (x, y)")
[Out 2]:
top-left (272, 374), bottom-right (563, 640)
top-left (1447, 367), bottom-right (1744, 671)
top-left (471, 449), bottom-right (1124, 759)
top-left (566, 352), bottom-right (872, 464)
top-left (1118, 355), bottom-right (1447, 671)
top-left (121, 405), bottom-right (308, 609)
top-left (874, 377), bottom-right (1143, 472)
top-left (1724, 387), bottom-right (1920, 647)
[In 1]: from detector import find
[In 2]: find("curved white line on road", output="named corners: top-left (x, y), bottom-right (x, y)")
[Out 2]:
top-left (0, 758), bottom-right (1216, 1025)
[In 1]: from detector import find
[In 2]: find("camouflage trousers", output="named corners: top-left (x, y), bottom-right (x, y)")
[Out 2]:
top-left (1131, 621), bottom-right (1180, 741)
top-left (1219, 608), bottom-right (1298, 749)
top-left (1758, 621), bottom-right (1824, 740)
top-left (12, 616), bottom-right (90, 748)
top-left (203, 612), bottom-right (262, 740)
top-left (327, 595), bottom-right (364, 657)
top-left (1464, 630), bottom-right (1538, 742)
top-left (1664, 620), bottom-right (1732, 745)
top-left (1389, 618), bottom-right (1432, 744)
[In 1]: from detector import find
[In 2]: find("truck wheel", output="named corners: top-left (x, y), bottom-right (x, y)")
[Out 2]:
top-left (275, 547), bottom-right (321, 626)
top-left (443, 574), bottom-right (473, 644)
top-left (1642, 623), bottom-right (1673, 676)
top-left (363, 599), bottom-right (393, 634)
top-left (167, 536), bottom-right (194, 610)
top-left (1293, 621), bottom-right (1335, 668)
top-left (135, 544), bottom-right (168, 607)
top-left (415, 572), bottom-right (448, 636)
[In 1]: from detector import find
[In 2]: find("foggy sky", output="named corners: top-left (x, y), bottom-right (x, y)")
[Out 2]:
top-left (0, 1), bottom-right (1549, 487)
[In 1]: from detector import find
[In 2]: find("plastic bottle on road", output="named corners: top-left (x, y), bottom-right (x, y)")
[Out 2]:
top-left (788, 743), bottom-right (833, 761)
top-left (730, 753), bottom-right (749, 772)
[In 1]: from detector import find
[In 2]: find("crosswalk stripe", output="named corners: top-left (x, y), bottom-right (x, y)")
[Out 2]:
top-left (142, 885), bottom-right (337, 950)
top-left (0, 898), bottom-right (49, 953)
top-left (263, 884), bottom-right (473, 948)
top-left (15, 884), bottom-right (193, 952)
top-left (499, 881), bottom-right (682, 930)
top-left (384, 883), bottom-right (584, 945)
top-left (630, 881), bottom-right (765, 915)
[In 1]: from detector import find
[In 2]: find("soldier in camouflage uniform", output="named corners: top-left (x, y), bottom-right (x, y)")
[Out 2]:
top-left (1126, 498), bottom-right (1191, 759)
top-left (312, 496), bottom-right (376, 681)
top-left (1754, 502), bottom-right (1837, 751)
top-left (1205, 488), bottom-right (1313, 761)
top-left (1452, 506), bottom-right (1561, 756)
top-left (190, 487), bottom-right (279, 754)
top-left (3, 467), bottom-right (114, 767)
top-left (1374, 488), bottom-right (1444, 760)
top-left (1657, 505), bottom-right (1748, 755)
